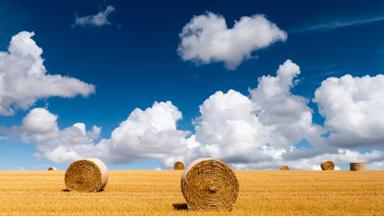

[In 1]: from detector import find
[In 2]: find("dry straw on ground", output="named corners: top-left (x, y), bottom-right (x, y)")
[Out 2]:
top-left (350, 162), bottom-right (366, 171)
top-left (321, 160), bottom-right (335, 170)
top-left (174, 161), bottom-right (185, 170)
top-left (2, 170), bottom-right (384, 215)
top-left (64, 158), bottom-right (108, 192)
top-left (280, 166), bottom-right (289, 170)
top-left (181, 158), bottom-right (239, 211)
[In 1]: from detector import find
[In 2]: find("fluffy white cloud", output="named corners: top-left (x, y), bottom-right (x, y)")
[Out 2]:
top-left (15, 60), bottom-right (384, 170)
top-left (182, 60), bottom-right (384, 170)
top-left (0, 31), bottom-right (95, 115)
top-left (21, 107), bottom-right (102, 162)
top-left (106, 101), bottom-right (190, 164)
top-left (314, 74), bottom-right (384, 147)
top-left (189, 60), bottom-right (325, 167)
top-left (192, 90), bottom-right (269, 162)
top-left (73, 5), bottom-right (115, 27)
top-left (22, 102), bottom-right (190, 165)
top-left (22, 108), bottom-right (58, 139)
top-left (178, 12), bottom-right (287, 69)
top-left (250, 60), bottom-right (318, 147)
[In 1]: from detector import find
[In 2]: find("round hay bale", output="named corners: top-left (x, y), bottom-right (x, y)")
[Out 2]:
top-left (48, 167), bottom-right (57, 171)
top-left (174, 161), bottom-right (185, 170)
top-left (350, 162), bottom-right (365, 171)
top-left (181, 158), bottom-right (239, 211)
top-left (280, 165), bottom-right (289, 170)
top-left (64, 158), bottom-right (108, 192)
top-left (320, 160), bottom-right (335, 170)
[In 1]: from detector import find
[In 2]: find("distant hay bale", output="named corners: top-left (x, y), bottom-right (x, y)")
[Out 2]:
top-left (321, 160), bottom-right (335, 170)
top-left (64, 158), bottom-right (108, 192)
top-left (181, 158), bottom-right (239, 211)
top-left (280, 165), bottom-right (289, 170)
top-left (350, 162), bottom-right (365, 171)
top-left (48, 167), bottom-right (57, 171)
top-left (174, 161), bottom-right (185, 170)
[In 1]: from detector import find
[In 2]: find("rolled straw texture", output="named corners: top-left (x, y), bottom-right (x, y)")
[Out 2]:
top-left (280, 165), bottom-right (289, 170)
top-left (65, 158), bottom-right (108, 192)
top-left (174, 161), bottom-right (185, 170)
top-left (350, 162), bottom-right (365, 171)
top-left (181, 158), bottom-right (239, 211)
top-left (321, 160), bottom-right (335, 170)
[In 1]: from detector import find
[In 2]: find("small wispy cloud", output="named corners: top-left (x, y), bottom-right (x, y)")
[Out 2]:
top-left (292, 15), bottom-right (384, 33)
top-left (72, 5), bottom-right (115, 28)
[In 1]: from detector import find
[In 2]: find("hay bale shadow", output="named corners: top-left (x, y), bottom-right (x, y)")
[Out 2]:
top-left (173, 203), bottom-right (188, 211)
top-left (62, 188), bottom-right (105, 192)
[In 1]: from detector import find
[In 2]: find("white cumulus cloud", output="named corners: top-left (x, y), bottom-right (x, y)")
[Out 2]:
top-left (21, 102), bottom-right (190, 166)
top-left (73, 5), bottom-right (115, 27)
top-left (13, 60), bottom-right (384, 170)
top-left (21, 107), bottom-right (102, 163)
top-left (106, 101), bottom-right (190, 164)
top-left (189, 60), bottom-right (324, 167)
top-left (0, 31), bottom-right (95, 115)
top-left (22, 108), bottom-right (58, 138)
top-left (314, 74), bottom-right (384, 147)
top-left (178, 12), bottom-right (287, 69)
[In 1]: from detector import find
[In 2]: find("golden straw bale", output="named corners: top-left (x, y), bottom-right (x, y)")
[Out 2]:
top-left (350, 162), bottom-right (365, 171)
top-left (174, 161), bottom-right (185, 170)
top-left (321, 160), bottom-right (335, 170)
top-left (280, 165), bottom-right (289, 170)
top-left (181, 158), bottom-right (239, 211)
top-left (64, 158), bottom-right (108, 192)
top-left (47, 167), bottom-right (57, 171)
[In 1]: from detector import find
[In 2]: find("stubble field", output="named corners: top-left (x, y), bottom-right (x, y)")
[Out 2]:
top-left (0, 170), bottom-right (383, 215)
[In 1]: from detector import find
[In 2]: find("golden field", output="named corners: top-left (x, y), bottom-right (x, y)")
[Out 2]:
top-left (0, 170), bottom-right (384, 216)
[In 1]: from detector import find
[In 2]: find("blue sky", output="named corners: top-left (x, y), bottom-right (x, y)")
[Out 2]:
top-left (1, 0), bottom-right (384, 170)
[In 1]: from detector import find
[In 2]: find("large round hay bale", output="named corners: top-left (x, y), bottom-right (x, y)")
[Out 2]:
top-left (181, 158), bottom-right (239, 211)
top-left (64, 158), bottom-right (108, 192)
top-left (48, 167), bottom-right (57, 171)
top-left (321, 160), bottom-right (335, 170)
top-left (174, 161), bottom-right (185, 170)
top-left (350, 162), bottom-right (365, 171)
top-left (280, 165), bottom-right (289, 170)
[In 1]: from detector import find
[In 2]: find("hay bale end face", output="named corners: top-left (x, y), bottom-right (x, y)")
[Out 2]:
top-left (65, 158), bottom-right (108, 192)
top-left (280, 165), bottom-right (289, 170)
top-left (48, 167), bottom-right (57, 171)
top-left (350, 162), bottom-right (365, 171)
top-left (181, 158), bottom-right (239, 211)
top-left (174, 161), bottom-right (185, 170)
top-left (321, 160), bottom-right (335, 170)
